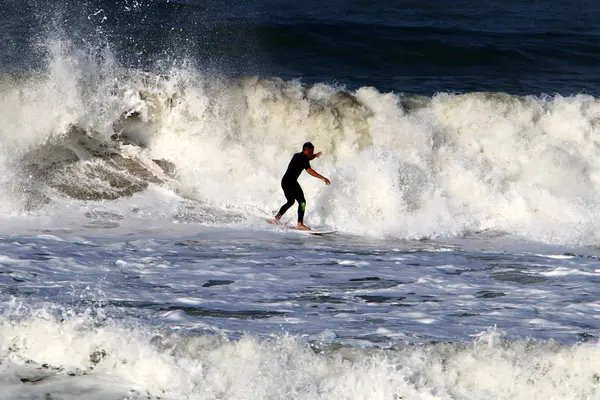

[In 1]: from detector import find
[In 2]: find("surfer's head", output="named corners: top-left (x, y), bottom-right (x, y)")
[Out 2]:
top-left (302, 142), bottom-right (314, 156)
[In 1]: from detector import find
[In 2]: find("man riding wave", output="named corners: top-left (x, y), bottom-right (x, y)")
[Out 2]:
top-left (272, 142), bottom-right (331, 230)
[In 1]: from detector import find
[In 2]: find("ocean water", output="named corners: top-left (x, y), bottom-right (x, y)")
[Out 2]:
top-left (2, 1), bottom-right (600, 399)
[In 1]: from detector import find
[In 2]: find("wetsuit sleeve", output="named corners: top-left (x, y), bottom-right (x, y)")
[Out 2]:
top-left (304, 157), bottom-right (311, 170)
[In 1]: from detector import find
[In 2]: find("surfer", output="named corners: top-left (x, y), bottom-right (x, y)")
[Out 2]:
top-left (272, 142), bottom-right (330, 230)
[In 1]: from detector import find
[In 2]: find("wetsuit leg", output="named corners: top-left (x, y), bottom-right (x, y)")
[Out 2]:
top-left (277, 181), bottom-right (306, 224)
top-left (295, 184), bottom-right (306, 224)
top-left (276, 181), bottom-right (297, 218)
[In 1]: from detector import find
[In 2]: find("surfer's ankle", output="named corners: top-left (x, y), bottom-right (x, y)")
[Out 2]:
top-left (297, 223), bottom-right (311, 231)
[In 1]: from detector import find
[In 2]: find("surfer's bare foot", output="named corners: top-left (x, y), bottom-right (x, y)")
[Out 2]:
top-left (268, 216), bottom-right (281, 225)
top-left (297, 223), bottom-right (311, 231)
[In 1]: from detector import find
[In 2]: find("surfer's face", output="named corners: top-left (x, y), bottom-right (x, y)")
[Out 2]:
top-left (304, 148), bottom-right (314, 157)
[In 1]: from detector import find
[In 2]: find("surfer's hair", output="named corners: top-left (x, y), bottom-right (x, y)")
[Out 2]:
top-left (302, 142), bottom-right (314, 151)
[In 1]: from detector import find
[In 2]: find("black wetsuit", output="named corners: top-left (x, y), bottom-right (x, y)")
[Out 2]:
top-left (276, 152), bottom-right (311, 223)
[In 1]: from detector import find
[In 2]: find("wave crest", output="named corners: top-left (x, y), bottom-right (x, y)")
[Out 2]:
top-left (2, 38), bottom-right (600, 244)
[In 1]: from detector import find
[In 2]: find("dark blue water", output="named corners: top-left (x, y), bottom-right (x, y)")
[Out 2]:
top-left (3, 0), bottom-right (600, 95)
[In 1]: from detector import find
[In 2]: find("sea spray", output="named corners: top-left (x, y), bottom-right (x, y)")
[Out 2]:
top-left (2, 36), bottom-right (600, 244)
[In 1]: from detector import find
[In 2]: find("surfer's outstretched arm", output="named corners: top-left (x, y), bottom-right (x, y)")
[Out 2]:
top-left (307, 168), bottom-right (331, 185)
top-left (310, 151), bottom-right (323, 160)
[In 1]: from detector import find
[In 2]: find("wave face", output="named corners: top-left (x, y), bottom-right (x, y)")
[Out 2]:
top-left (2, 34), bottom-right (600, 244)
top-left (1, 306), bottom-right (600, 400)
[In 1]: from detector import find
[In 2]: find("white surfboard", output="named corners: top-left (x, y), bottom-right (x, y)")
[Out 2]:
top-left (254, 206), bottom-right (336, 235)
top-left (264, 219), bottom-right (336, 235)
top-left (291, 227), bottom-right (337, 235)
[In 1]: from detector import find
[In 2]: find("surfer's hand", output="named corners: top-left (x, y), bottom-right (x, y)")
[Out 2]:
top-left (323, 177), bottom-right (331, 185)
top-left (314, 151), bottom-right (323, 158)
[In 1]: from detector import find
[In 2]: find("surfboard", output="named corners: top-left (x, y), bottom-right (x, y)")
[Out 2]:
top-left (293, 228), bottom-right (337, 236)
top-left (247, 205), bottom-right (336, 235)
top-left (266, 218), bottom-right (336, 235)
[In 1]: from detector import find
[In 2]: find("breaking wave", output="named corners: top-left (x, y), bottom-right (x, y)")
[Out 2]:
top-left (2, 34), bottom-right (600, 244)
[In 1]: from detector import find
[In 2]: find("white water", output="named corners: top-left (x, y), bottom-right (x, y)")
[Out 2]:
top-left (0, 228), bottom-right (599, 400)
top-left (2, 38), bottom-right (600, 244)
top-left (2, 310), bottom-right (600, 400)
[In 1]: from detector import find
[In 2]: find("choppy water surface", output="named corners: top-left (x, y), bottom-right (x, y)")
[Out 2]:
top-left (1, 226), bottom-right (600, 399)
